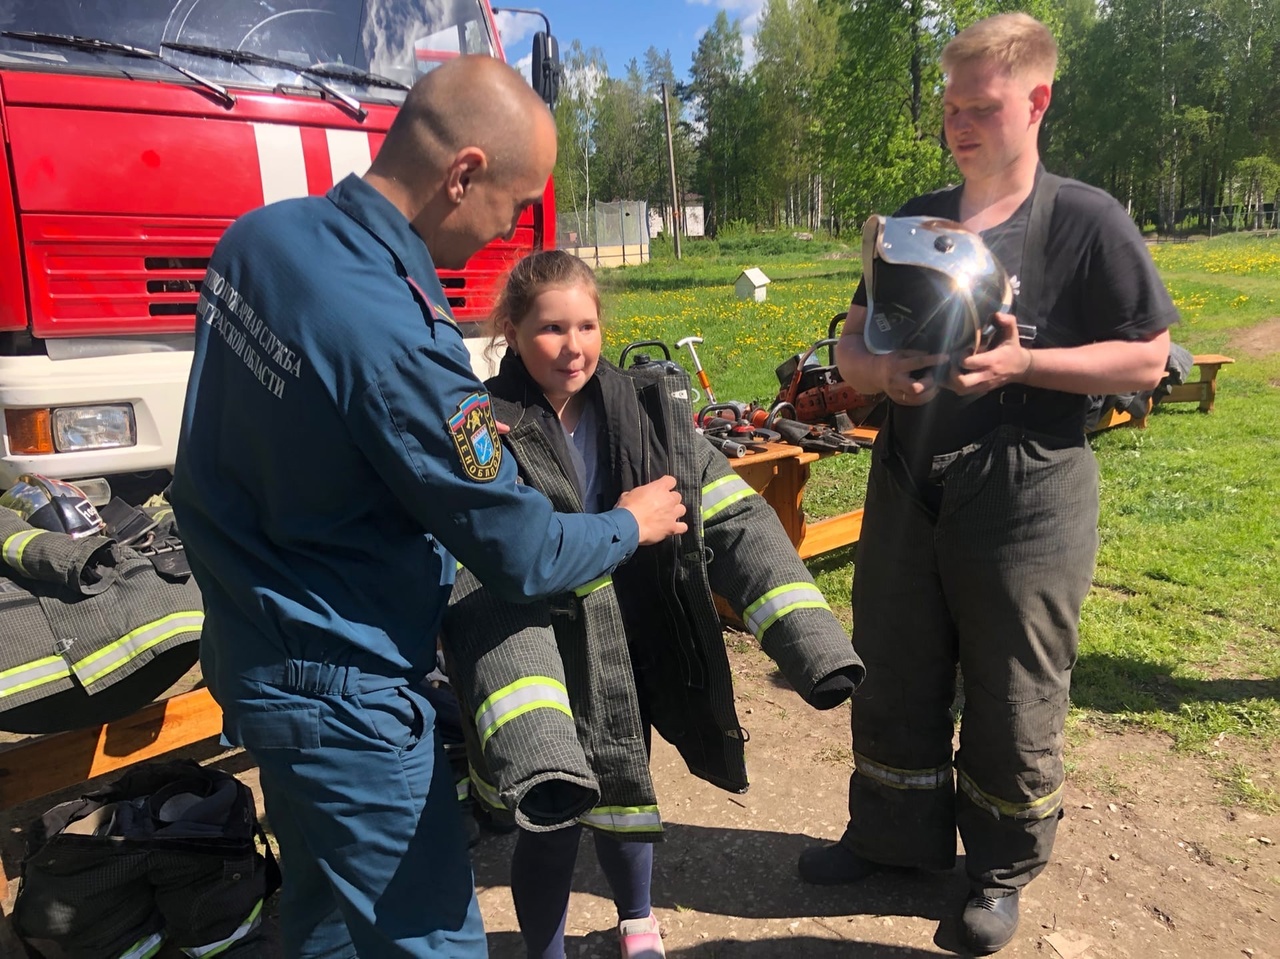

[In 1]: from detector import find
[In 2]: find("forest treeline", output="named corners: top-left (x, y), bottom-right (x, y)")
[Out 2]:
top-left (551, 0), bottom-right (1280, 236)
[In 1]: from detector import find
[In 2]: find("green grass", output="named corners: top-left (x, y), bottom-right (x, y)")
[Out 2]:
top-left (602, 232), bottom-right (1280, 783)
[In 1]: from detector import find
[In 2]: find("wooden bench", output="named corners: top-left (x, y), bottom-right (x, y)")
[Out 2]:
top-left (1089, 353), bottom-right (1234, 432)
top-left (1160, 353), bottom-right (1234, 412)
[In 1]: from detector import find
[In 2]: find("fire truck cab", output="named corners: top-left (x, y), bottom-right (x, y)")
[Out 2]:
top-left (0, 0), bottom-right (558, 502)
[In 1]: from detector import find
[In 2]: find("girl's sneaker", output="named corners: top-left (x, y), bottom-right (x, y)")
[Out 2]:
top-left (617, 912), bottom-right (665, 959)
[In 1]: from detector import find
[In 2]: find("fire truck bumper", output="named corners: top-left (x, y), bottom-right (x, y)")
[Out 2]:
top-left (0, 347), bottom-right (193, 491)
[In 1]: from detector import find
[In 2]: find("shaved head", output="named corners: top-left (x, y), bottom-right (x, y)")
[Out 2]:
top-left (373, 55), bottom-right (554, 184)
top-left (366, 55), bottom-right (558, 268)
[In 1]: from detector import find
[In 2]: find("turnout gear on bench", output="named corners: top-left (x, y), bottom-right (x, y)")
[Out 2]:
top-left (0, 505), bottom-right (201, 733)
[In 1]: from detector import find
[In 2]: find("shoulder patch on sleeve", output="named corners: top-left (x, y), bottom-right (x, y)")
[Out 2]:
top-left (449, 392), bottom-right (503, 482)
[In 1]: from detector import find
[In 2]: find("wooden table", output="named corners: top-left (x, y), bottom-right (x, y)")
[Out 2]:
top-left (727, 428), bottom-right (874, 559)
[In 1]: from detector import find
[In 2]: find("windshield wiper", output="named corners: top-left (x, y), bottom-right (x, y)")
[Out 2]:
top-left (298, 61), bottom-right (409, 92)
top-left (1, 31), bottom-right (236, 107)
top-left (161, 42), bottom-right (397, 119)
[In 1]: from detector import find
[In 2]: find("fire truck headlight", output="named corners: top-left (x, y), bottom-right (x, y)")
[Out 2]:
top-left (51, 406), bottom-right (138, 452)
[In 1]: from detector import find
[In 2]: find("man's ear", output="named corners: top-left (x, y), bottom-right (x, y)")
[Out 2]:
top-left (446, 147), bottom-right (488, 204)
top-left (1029, 82), bottom-right (1052, 123)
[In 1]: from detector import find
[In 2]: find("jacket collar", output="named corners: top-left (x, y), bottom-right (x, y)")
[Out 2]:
top-left (326, 174), bottom-right (450, 316)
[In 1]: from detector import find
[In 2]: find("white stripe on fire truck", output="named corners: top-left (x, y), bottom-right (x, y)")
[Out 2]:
top-left (252, 122), bottom-right (309, 205)
top-left (327, 129), bottom-right (373, 184)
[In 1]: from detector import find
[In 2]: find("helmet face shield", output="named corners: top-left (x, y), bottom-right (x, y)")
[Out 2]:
top-left (0, 473), bottom-right (106, 539)
top-left (862, 215), bottom-right (1013, 357)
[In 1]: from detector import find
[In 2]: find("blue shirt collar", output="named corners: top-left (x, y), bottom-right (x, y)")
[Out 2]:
top-left (327, 174), bottom-right (438, 288)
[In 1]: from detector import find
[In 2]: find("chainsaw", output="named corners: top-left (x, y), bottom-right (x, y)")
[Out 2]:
top-left (773, 313), bottom-right (885, 431)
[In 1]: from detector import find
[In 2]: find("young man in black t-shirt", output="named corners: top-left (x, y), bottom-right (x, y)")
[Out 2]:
top-left (798, 13), bottom-right (1177, 955)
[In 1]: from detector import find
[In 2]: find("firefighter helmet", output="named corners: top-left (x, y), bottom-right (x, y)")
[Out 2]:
top-left (861, 215), bottom-right (1013, 357)
top-left (0, 474), bottom-right (106, 540)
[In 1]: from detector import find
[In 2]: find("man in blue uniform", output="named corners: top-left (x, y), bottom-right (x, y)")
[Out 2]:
top-left (171, 56), bottom-right (687, 959)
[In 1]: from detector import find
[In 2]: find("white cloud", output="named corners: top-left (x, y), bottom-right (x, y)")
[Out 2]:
top-left (495, 10), bottom-right (537, 49)
top-left (688, 0), bottom-right (766, 68)
top-left (686, 0), bottom-right (767, 16)
top-left (513, 52), bottom-right (533, 86)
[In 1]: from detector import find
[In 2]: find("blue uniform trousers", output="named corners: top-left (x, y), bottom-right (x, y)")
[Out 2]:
top-left (220, 659), bottom-right (487, 959)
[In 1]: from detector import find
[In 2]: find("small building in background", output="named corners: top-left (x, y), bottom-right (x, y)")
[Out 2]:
top-left (647, 195), bottom-right (706, 240)
top-left (683, 195), bottom-right (705, 238)
top-left (735, 267), bottom-right (771, 302)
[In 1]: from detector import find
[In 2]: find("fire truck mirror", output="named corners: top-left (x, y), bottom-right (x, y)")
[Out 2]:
top-left (531, 30), bottom-right (560, 107)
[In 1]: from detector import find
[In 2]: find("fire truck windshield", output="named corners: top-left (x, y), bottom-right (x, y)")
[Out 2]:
top-left (0, 0), bottom-right (498, 100)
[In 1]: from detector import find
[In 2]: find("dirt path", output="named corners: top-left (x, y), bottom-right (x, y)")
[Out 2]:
top-left (4, 639), bottom-right (1277, 958)
top-left (473, 640), bottom-right (1279, 958)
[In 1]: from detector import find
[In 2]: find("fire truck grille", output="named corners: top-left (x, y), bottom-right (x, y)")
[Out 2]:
top-left (26, 215), bottom-right (225, 337)
top-left (144, 257), bottom-right (208, 316)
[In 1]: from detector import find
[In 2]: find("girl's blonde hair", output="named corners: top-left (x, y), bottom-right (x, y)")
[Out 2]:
top-left (488, 250), bottom-right (601, 359)
top-left (941, 12), bottom-right (1058, 84)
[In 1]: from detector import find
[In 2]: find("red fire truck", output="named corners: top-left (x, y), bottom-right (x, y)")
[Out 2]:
top-left (0, 0), bottom-right (559, 503)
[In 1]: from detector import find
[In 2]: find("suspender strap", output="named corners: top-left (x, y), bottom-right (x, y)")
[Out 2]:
top-left (1000, 169), bottom-right (1064, 416)
top-left (1016, 169), bottom-right (1064, 342)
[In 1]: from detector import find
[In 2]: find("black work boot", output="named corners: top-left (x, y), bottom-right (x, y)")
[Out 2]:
top-left (797, 842), bottom-right (883, 885)
top-left (961, 890), bottom-right (1020, 954)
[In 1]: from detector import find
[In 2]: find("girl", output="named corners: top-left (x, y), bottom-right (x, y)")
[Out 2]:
top-left (444, 251), bottom-right (863, 959)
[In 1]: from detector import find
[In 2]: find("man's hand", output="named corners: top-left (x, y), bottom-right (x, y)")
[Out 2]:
top-left (873, 350), bottom-right (950, 406)
top-left (617, 475), bottom-right (688, 545)
top-left (948, 312), bottom-right (1032, 397)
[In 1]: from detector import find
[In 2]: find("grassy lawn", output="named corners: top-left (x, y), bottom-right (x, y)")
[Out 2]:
top-left (601, 231), bottom-right (1280, 809)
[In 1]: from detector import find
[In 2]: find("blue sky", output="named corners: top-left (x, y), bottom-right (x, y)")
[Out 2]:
top-left (495, 0), bottom-right (766, 84)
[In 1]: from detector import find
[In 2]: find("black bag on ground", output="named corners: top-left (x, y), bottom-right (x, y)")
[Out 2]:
top-left (13, 760), bottom-right (279, 959)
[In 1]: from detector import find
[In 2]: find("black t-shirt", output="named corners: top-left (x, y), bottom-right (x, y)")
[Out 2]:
top-left (853, 169), bottom-right (1179, 481)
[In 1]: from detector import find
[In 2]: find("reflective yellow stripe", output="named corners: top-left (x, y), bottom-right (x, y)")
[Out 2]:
top-left (742, 582), bottom-right (829, 637)
top-left (151, 508), bottom-right (174, 523)
top-left (701, 474), bottom-right (755, 521)
top-left (854, 752), bottom-right (953, 790)
top-left (957, 769), bottom-right (1063, 821)
top-left (181, 899), bottom-right (262, 957)
top-left (468, 764), bottom-right (504, 810)
top-left (0, 655), bottom-right (71, 699)
top-left (573, 575), bottom-right (612, 597)
top-left (118, 931), bottom-right (166, 959)
top-left (456, 776), bottom-right (472, 802)
top-left (474, 675), bottom-right (573, 749)
top-left (73, 611), bottom-right (204, 687)
top-left (3, 528), bottom-right (45, 576)
top-left (581, 804), bottom-right (662, 834)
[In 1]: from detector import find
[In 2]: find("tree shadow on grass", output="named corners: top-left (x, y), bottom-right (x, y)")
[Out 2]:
top-left (1072, 651), bottom-right (1280, 716)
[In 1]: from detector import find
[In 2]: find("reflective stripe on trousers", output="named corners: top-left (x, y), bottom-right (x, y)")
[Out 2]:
top-left (180, 899), bottom-right (263, 958)
top-left (854, 752), bottom-right (952, 790)
top-left (957, 768), bottom-right (1064, 821)
top-left (117, 931), bottom-right (166, 959)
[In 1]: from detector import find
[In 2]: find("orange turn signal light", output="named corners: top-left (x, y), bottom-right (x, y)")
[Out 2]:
top-left (5, 408), bottom-right (55, 455)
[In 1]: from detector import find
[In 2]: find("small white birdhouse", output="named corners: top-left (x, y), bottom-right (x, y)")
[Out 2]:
top-left (734, 267), bottom-right (771, 302)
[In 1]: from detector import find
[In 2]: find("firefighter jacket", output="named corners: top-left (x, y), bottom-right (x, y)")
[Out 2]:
top-left (443, 356), bottom-right (865, 840)
top-left (0, 507), bottom-right (202, 732)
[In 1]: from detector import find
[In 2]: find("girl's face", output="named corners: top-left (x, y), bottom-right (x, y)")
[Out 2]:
top-left (505, 284), bottom-right (601, 406)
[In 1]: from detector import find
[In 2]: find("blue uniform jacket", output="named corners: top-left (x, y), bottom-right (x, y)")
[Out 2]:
top-left (172, 175), bottom-right (640, 711)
